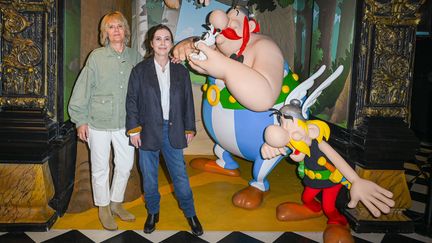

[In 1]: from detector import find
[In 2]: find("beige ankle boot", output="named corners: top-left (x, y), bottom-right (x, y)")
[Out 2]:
top-left (98, 205), bottom-right (118, 231)
top-left (110, 201), bottom-right (136, 221)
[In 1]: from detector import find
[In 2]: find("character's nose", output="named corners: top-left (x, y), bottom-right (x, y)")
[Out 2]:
top-left (209, 9), bottom-right (229, 30)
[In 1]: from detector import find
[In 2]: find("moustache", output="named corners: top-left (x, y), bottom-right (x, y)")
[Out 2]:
top-left (221, 27), bottom-right (242, 40)
top-left (287, 139), bottom-right (311, 157)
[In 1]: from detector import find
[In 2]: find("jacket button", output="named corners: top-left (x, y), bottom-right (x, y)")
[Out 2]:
top-left (169, 122), bottom-right (173, 126)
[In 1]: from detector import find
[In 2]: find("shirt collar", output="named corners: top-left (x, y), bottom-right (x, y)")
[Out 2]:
top-left (106, 45), bottom-right (127, 57)
top-left (154, 59), bottom-right (170, 73)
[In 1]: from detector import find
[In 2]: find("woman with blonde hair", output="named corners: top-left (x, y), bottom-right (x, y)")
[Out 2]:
top-left (68, 11), bottom-right (142, 230)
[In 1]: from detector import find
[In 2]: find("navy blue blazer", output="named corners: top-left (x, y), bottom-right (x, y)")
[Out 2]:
top-left (126, 57), bottom-right (196, 150)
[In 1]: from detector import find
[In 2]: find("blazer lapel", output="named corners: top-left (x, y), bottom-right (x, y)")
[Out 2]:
top-left (169, 63), bottom-right (179, 99)
top-left (169, 62), bottom-right (180, 119)
top-left (149, 58), bottom-right (162, 106)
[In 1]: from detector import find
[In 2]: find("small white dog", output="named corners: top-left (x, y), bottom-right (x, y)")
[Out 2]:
top-left (190, 24), bottom-right (219, 61)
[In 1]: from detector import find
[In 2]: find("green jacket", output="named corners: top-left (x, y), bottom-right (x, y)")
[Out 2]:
top-left (68, 46), bottom-right (142, 130)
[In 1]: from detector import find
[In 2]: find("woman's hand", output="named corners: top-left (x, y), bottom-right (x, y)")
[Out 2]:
top-left (130, 134), bottom-right (142, 148)
top-left (77, 124), bottom-right (89, 142)
top-left (186, 133), bottom-right (195, 145)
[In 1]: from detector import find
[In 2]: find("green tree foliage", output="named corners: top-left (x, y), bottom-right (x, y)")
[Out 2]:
top-left (277, 0), bottom-right (295, 8)
top-left (248, 0), bottom-right (293, 12)
top-left (147, 0), bottom-right (164, 27)
top-left (310, 44), bottom-right (352, 123)
top-left (310, 29), bottom-right (323, 72)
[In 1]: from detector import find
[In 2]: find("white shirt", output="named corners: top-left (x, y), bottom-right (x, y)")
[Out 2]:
top-left (154, 59), bottom-right (170, 120)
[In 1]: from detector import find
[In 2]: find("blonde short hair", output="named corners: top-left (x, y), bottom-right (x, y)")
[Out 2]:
top-left (99, 11), bottom-right (131, 46)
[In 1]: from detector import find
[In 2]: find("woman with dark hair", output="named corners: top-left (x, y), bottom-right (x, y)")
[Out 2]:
top-left (126, 24), bottom-right (203, 236)
top-left (68, 11), bottom-right (142, 231)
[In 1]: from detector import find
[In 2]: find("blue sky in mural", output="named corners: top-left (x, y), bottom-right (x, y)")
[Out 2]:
top-left (174, 1), bottom-right (229, 43)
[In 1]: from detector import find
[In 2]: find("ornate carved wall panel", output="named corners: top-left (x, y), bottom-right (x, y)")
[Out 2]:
top-left (354, 0), bottom-right (425, 128)
top-left (346, 0), bottom-right (424, 232)
top-left (0, 0), bottom-right (77, 231)
top-left (0, 0), bottom-right (58, 120)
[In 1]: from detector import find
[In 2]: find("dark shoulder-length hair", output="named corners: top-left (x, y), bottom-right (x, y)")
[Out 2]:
top-left (144, 24), bottom-right (174, 59)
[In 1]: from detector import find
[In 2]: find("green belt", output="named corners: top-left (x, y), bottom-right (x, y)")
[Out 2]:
top-left (304, 168), bottom-right (331, 180)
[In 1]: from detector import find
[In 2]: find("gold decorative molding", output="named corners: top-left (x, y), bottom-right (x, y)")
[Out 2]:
top-left (366, 25), bottom-right (413, 118)
top-left (2, 7), bottom-right (31, 35)
top-left (365, 0), bottom-right (425, 26)
top-left (0, 0), bottom-right (54, 12)
top-left (0, 0), bottom-right (57, 117)
top-left (0, 97), bottom-right (47, 108)
top-left (1, 7), bottom-right (43, 96)
top-left (370, 54), bottom-right (409, 105)
top-left (354, 0), bottom-right (425, 128)
top-left (362, 107), bottom-right (408, 118)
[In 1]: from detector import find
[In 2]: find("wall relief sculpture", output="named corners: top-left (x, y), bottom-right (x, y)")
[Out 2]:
top-left (0, 0), bottom-right (57, 118)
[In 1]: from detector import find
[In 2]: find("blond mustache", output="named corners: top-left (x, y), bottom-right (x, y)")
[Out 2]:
top-left (287, 139), bottom-right (310, 157)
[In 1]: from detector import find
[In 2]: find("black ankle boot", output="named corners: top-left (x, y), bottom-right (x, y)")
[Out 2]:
top-left (144, 213), bottom-right (159, 234)
top-left (187, 215), bottom-right (203, 236)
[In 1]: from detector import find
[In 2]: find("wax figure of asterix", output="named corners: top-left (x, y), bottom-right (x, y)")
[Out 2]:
top-left (172, 4), bottom-right (301, 209)
top-left (261, 98), bottom-right (395, 242)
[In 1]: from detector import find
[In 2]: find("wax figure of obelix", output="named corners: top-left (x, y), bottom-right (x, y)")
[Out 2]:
top-left (172, 5), bottom-right (297, 210)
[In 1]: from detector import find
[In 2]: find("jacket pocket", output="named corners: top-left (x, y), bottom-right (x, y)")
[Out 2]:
top-left (90, 95), bottom-right (113, 121)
